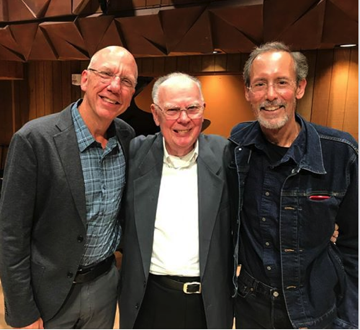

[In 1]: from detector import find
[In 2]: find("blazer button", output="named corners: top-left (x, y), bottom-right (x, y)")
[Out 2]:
top-left (77, 235), bottom-right (84, 243)
top-left (67, 272), bottom-right (74, 278)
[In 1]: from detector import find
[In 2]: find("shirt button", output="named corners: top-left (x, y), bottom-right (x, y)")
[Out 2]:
top-left (262, 217), bottom-right (266, 222)
top-left (135, 303), bottom-right (140, 309)
top-left (273, 291), bottom-right (279, 297)
top-left (266, 266), bottom-right (272, 271)
top-left (265, 191), bottom-right (270, 196)
top-left (265, 242), bottom-right (270, 246)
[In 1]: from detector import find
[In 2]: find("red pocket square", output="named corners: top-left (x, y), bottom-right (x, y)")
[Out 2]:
top-left (309, 195), bottom-right (330, 200)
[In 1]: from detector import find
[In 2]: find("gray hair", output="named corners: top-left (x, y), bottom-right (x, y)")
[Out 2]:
top-left (243, 41), bottom-right (308, 86)
top-left (152, 72), bottom-right (204, 104)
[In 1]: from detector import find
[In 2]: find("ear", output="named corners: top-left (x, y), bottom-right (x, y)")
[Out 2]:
top-left (80, 70), bottom-right (89, 92)
top-left (151, 104), bottom-right (160, 126)
top-left (295, 79), bottom-right (307, 100)
top-left (244, 85), bottom-right (251, 102)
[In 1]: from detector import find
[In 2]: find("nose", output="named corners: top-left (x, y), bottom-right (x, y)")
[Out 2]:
top-left (177, 109), bottom-right (191, 122)
top-left (107, 77), bottom-right (122, 92)
top-left (265, 84), bottom-right (278, 101)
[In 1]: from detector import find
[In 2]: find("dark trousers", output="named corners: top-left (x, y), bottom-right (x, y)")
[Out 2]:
top-left (134, 274), bottom-right (207, 329)
top-left (235, 269), bottom-right (293, 329)
top-left (44, 264), bottom-right (119, 329)
top-left (235, 269), bottom-right (337, 329)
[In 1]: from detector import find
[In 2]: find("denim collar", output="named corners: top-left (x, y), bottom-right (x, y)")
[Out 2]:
top-left (229, 114), bottom-right (326, 175)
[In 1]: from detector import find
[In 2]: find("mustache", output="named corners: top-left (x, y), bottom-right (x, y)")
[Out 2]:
top-left (259, 101), bottom-right (285, 108)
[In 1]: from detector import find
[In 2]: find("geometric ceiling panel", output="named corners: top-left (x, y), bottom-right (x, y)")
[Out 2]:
top-left (0, 0), bottom-right (357, 61)
top-left (160, 5), bottom-right (208, 53)
top-left (96, 20), bottom-right (124, 52)
top-left (116, 14), bottom-right (166, 56)
top-left (0, 26), bottom-right (23, 57)
top-left (0, 44), bottom-right (24, 62)
top-left (209, 12), bottom-right (256, 53)
top-left (263, 0), bottom-right (319, 41)
top-left (45, 0), bottom-right (72, 17)
top-left (77, 14), bottom-right (114, 57)
top-left (322, 0), bottom-right (358, 45)
top-left (276, 0), bottom-right (325, 50)
top-left (28, 26), bottom-right (57, 60)
top-left (8, 0), bottom-right (38, 21)
top-left (171, 10), bottom-right (213, 54)
top-left (39, 22), bottom-right (88, 59)
top-left (209, 0), bottom-right (263, 44)
top-left (330, 0), bottom-right (358, 22)
top-left (10, 23), bottom-right (39, 61)
top-left (21, 0), bottom-right (51, 18)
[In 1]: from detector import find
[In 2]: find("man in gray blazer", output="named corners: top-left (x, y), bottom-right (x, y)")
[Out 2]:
top-left (120, 72), bottom-right (234, 329)
top-left (0, 46), bottom-right (137, 328)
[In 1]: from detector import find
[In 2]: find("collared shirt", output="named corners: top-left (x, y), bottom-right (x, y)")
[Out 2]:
top-left (71, 103), bottom-right (125, 266)
top-left (240, 120), bottom-right (306, 288)
top-left (150, 139), bottom-right (200, 276)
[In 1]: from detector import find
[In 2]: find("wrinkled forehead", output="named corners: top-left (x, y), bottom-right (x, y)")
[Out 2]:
top-left (158, 77), bottom-right (203, 105)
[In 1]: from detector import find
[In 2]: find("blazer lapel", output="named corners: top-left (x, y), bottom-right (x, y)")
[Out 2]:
top-left (133, 136), bottom-right (163, 278)
top-left (53, 106), bottom-right (87, 226)
top-left (197, 135), bottom-right (224, 277)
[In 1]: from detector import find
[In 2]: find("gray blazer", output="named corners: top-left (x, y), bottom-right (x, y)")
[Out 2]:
top-left (0, 102), bottom-right (135, 327)
top-left (120, 133), bottom-right (233, 329)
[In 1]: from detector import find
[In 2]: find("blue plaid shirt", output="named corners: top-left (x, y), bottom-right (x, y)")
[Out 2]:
top-left (72, 103), bottom-right (125, 266)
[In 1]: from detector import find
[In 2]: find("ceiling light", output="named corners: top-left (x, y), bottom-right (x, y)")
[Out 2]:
top-left (339, 44), bottom-right (357, 48)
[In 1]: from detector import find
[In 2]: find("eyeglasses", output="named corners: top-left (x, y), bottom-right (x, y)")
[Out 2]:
top-left (247, 79), bottom-right (296, 94)
top-left (87, 68), bottom-right (136, 89)
top-left (154, 103), bottom-right (204, 119)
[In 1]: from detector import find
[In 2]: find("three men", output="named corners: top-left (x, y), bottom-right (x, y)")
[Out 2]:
top-left (0, 46), bottom-right (137, 328)
top-left (230, 42), bottom-right (358, 329)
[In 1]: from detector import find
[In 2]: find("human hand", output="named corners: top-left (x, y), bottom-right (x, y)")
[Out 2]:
top-left (114, 251), bottom-right (123, 270)
top-left (18, 318), bottom-right (44, 329)
top-left (331, 223), bottom-right (339, 244)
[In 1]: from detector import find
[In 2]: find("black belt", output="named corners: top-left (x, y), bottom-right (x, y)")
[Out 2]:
top-left (73, 254), bottom-right (115, 284)
top-left (238, 269), bottom-right (281, 298)
top-left (150, 274), bottom-right (202, 294)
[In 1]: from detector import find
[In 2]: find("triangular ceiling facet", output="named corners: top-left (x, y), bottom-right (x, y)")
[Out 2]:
top-left (96, 21), bottom-right (124, 52)
top-left (322, 0), bottom-right (358, 45)
top-left (10, 23), bottom-right (38, 60)
top-left (160, 5), bottom-right (208, 53)
top-left (172, 10), bottom-right (213, 54)
top-left (116, 15), bottom-right (166, 56)
top-left (23, 0), bottom-right (51, 18)
top-left (263, 0), bottom-right (319, 41)
top-left (210, 12), bottom-right (256, 53)
top-left (276, 0), bottom-right (325, 50)
top-left (78, 14), bottom-right (114, 57)
top-left (28, 26), bottom-right (57, 60)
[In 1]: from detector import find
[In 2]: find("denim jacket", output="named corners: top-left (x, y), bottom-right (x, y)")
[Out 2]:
top-left (228, 115), bottom-right (358, 329)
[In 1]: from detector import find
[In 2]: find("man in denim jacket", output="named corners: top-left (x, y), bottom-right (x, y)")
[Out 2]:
top-left (229, 42), bottom-right (358, 329)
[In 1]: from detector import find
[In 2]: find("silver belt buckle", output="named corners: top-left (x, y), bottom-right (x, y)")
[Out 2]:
top-left (183, 281), bottom-right (201, 294)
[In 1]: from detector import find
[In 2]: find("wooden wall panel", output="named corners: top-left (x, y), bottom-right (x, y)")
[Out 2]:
top-left (343, 48), bottom-right (358, 140)
top-left (311, 50), bottom-right (334, 126)
top-left (327, 48), bottom-right (351, 130)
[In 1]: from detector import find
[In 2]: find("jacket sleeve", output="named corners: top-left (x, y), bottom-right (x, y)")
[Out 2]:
top-left (335, 149), bottom-right (358, 327)
top-left (0, 132), bottom-right (41, 327)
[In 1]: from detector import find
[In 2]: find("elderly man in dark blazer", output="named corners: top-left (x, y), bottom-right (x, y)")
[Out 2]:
top-left (0, 46), bottom-right (137, 328)
top-left (120, 72), bottom-right (234, 329)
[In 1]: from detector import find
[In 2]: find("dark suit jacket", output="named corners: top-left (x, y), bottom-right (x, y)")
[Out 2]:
top-left (120, 133), bottom-right (233, 329)
top-left (0, 102), bottom-right (135, 328)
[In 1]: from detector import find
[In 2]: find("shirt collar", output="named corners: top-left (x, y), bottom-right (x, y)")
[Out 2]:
top-left (163, 138), bottom-right (199, 169)
top-left (71, 102), bottom-right (118, 153)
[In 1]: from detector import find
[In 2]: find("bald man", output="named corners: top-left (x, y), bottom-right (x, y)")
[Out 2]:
top-left (0, 46), bottom-right (138, 328)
